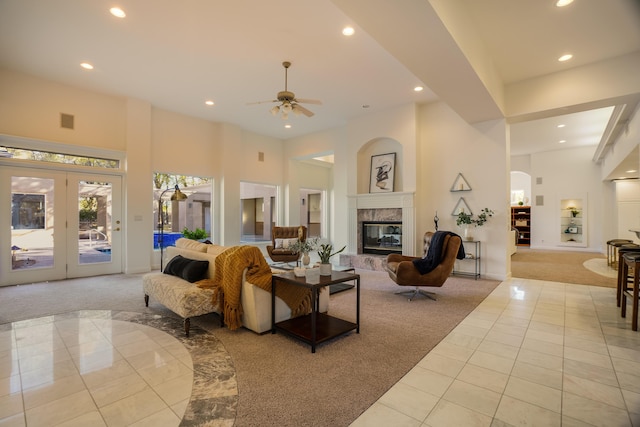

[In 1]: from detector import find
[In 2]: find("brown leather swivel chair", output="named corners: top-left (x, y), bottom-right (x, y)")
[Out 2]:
top-left (385, 231), bottom-right (462, 300)
top-left (266, 226), bottom-right (307, 263)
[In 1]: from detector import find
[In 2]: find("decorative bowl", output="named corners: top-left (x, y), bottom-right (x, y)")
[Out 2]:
top-left (293, 267), bottom-right (306, 277)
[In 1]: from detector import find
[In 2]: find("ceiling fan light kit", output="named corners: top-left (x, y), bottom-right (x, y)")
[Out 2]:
top-left (249, 61), bottom-right (322, 119)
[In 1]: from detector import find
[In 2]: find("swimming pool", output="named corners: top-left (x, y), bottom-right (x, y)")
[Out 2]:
top-left (153, 232), bottom-right (183, 249)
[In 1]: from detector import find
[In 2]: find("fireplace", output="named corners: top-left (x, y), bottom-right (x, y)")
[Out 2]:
top-left (362, 221), bottom-right (402, 255)
top-left (344, 192), bottom-right (415, 271)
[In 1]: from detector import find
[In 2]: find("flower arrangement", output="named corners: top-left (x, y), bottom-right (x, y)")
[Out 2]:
top-left (317, 243), bottom-right (346, 264)
top-left (289, 237), bottom-right (318, 254)
top-left (456, 208), bottom-right (494, 227)
top-left (567, 206), bottom-right (580, 217)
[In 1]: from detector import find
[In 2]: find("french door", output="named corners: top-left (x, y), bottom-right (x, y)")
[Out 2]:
top-left (0, 167), bottom-right (122, 286)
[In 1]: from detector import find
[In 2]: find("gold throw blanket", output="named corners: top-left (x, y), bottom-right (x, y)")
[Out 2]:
top-left (206, 245), bottom-right (312, 330)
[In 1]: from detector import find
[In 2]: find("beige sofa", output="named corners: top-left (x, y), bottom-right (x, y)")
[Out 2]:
top-left (143, 238), bottom-right (329, 335)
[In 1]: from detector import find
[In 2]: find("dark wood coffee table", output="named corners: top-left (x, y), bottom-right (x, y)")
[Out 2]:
top-left (271, 270), bottom-right (360, 353)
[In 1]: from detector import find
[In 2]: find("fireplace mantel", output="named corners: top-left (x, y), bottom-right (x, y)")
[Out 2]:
top-left (347, 192), bottom-right (415, 256)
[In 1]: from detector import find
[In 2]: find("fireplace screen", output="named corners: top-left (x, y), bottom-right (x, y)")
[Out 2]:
top-left (362, 221), bottom-right (402, 255)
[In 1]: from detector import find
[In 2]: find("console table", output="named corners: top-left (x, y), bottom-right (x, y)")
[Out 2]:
top-left (271, 270), bottom-right (360, 353)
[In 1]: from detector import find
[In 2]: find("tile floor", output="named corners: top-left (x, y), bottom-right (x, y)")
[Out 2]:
top-left (352, 277), bottom-right (640, 427)
top-left (1, 276), bottom-right (639, 426)
top-left (0, 311), bottom-right (236, 426)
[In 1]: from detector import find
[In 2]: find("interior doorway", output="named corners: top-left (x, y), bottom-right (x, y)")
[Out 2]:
top-left (300, 189), bottom-right (324, 238)
top-left (240, 182), bottom-right (276, 242)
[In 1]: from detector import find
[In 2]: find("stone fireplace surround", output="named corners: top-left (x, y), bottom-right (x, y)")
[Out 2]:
top-left (341, 192), bottom-right (415, 271)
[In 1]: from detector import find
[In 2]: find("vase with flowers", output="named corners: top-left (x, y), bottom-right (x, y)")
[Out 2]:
top-left (567, 207), bottom-right (580, 218)
top-left (456, 208), bottom-right (494, 241)
top-left (289, 237), bottom-right (318, 267)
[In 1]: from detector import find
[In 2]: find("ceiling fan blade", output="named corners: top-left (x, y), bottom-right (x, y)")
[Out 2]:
top-left (246, 99), bottom-right (278, 105)
top-left (295, 98), bottom-right (322, 105)
top-left (293, 103), bottom-right (314, 117)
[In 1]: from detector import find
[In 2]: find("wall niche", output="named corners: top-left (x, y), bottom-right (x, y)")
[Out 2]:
top-left (356, 137), bottom-right (403, 194)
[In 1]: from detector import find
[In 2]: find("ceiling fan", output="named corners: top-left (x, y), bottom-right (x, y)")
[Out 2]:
top-left (248, 61), bottom-right (321, 119)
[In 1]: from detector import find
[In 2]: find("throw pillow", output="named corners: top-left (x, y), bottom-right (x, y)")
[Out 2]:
top-left (274, 238), bottom-right (285, 249)
top-left (282, 238), bottom-right (298, 249)
top-left (164, 255), bottom-right (209, 283)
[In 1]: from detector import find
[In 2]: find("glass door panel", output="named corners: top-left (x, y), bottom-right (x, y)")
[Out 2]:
top-left (1, 169), bottom-right (67, 286)
top-left (78, 181), bottom-right (112, 264)
top-left (11, 180), bottom-right (52, 270)
top-left (1, 168), bottom-right (122, 286)
top-left (67, 174), bottom-right (122, 277)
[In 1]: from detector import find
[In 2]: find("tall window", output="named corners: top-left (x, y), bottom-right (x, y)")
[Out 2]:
top-left (1, 145), bottom-right (119, 168)
top-left (153, 173), bottom-right (212, 248)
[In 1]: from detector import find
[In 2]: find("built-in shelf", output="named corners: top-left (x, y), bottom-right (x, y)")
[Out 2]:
top-left (511, 206), bottom-right (531, 246)
top-left (559, 198), bottom-right (586, 247)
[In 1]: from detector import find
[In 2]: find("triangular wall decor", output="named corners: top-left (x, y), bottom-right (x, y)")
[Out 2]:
top-left (450, 173), bottom-right (472, 192)
top-left (452, 197), bottom-right (473, 216)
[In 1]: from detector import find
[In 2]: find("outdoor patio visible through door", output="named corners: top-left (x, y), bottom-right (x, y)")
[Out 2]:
top-left (0, 167), bottom-right (122, 286)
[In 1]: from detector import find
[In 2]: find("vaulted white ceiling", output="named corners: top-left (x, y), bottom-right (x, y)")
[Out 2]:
top-left (1, 0), bottom-right (639, 177)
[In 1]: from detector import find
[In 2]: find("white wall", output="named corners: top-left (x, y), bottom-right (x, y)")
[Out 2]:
top-left (601, 103), bottom-right (640, 180)
top-left (125, 98), bottom-right (153, 273)
top-left (0, 69), bottom-right (126, 150)
top-left (529, 146), bottom-right (605, 251)
top-left (616, 180), bottom-right (640, 242)
top-left (511, 155), bottom-right (531, 175)
top-left (151, 108), bottom-right (220, 177)
top-left (419, 101), bottom-right (509, 280)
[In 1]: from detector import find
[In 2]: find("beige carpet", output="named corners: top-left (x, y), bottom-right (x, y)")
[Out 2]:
top-left (192, 270), bottom-right (499, 426)
top-left (511, 247), bottom-right (616, 288)
top-left (0, 270), bottom-right (499, 427)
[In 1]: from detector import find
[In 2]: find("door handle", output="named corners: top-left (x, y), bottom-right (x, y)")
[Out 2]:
top-left (115, 227), bottom-right (121, 231)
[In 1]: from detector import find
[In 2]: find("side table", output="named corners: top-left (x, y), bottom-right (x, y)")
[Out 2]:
top-left (271, 270), bottom-right (360, 353)
top-left (452, 240), bottom-right (481, 279)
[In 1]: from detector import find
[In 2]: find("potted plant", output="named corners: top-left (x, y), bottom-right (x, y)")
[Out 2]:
top-left (317, 243), bottom-right (346, 275)
top-left (289, 237), bottom-right (318, 267)
top-left (182, 227), bottom-right (208, 241)
top-left (568, 207), bottom-right (580, 217)
top-left (456, 208), bottom-right (494, 241)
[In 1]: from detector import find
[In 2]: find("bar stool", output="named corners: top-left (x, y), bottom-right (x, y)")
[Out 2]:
top-left (621, 252), bottom-right (640, 331)
top-left (617, 245), bottom-right (640, 307)
top-left (608, 239), bottom-right (634, 268)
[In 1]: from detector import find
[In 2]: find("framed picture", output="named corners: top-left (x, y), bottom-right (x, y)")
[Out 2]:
top-left (370, 153), bottom-right (395, 193)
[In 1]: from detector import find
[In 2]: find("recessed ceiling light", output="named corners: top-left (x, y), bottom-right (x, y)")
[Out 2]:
top-left (414, 86), bottom-right (424, 92)
top-left (557, 124), bottom-right (565, 128)
top-left (205, 100), bottom-right (214, 106)
top-left (284, 124), bottom-right (291, 129)
top-left (80, 62), bottom-right (94, 70)
top-left (556, 0), bottom-right (574, 7)
top-left (559, 140), bottom-right (566, 143)
top-left (626, 169), bottom-right (637, 173)
top-left (558, 54), bottom-right (573, 62)
top-left (342, 26), bottom-right (355, 36)
top-left (109, 7), bottom-right (126, 18)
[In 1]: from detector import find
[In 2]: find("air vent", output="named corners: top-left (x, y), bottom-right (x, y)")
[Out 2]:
top-left (258, 152), bottom-right (264, 162)
top-left (60, 113), bottom-right (74, 129)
